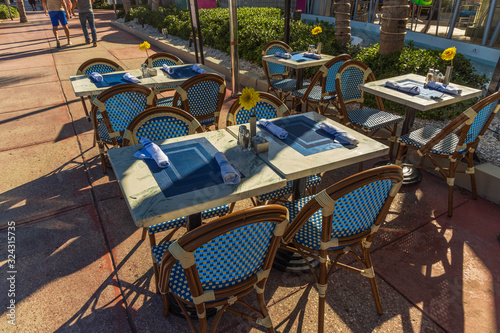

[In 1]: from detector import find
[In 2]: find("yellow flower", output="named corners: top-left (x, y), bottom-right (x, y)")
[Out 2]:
top-left (441, 47), bottom-right (456, 66)
top-left (139, 41), bottom-right (151, 51)
top-left (239, 87), bottom-right (260, 111)
top-left (312, 26), bottom-right (322, 35)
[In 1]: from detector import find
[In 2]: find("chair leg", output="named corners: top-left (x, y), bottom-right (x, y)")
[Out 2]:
top-left (388, 124), bottom-right (398, 161)
top-left (141, 227), bottom-right (148, 240)
top-left (80, 96), bottom-right (90, 121)
top-left (256, 288), bottom-right (275, 333)
top-left (447, 161), bottom-right (456, 217)
top-left (363, 247), bottom-right (383, 314)
top-left (317, 253), bottom-right (328, 333)
top-left (467, 153), bottom-right (478, 200)
top-left (161, 292), bottom-right (170, 317)
top-left (153, 262), bottom-right (160, 294)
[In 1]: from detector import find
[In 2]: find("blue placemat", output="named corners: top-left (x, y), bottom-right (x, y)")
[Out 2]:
top-left (91, 73), bottom-right (140, 88)
top-left (259, 116), bottom-right (343, 156)
top-left (162, 65), bottom-right (200, 79)
top-left (391, 79), bottom-right (453, 100)
top-left (289, 53), bottom-right (320, 63)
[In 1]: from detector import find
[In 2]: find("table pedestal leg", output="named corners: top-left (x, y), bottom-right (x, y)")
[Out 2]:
top-left (295, 69), bottom-right (304, 113)
top-left (187, 212), bottom-right (202, 231)
top-left (292, 177), bottom-right (307, 200)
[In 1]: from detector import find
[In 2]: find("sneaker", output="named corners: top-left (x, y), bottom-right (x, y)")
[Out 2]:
top-left (86, 40), bottom-right (91, 44)
top-left (67, 40), bottom-right (72, 45)
top-left (56, 41), bottom-right (61, 48)
top-left (93, 42), bottom-right (97, 47)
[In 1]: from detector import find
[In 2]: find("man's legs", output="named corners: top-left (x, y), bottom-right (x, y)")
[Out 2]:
top-left (87, 12), bottom-right (97, 45)
top-left (52, 26), bottom-right (60, 47)
top-left (79, 12), bottom-right (90, 43)
top-left (62, 24), bottom-right (71, 44)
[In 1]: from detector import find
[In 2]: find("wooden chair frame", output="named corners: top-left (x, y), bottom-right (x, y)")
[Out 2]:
top-left (158, 205), bottom-right (289, 333)
top-left (395, 91), bottom-right (500, 216)
top-left (262, 40), bottom-right (295, 102)
top-left (281, 165), bottom-right (403, 333)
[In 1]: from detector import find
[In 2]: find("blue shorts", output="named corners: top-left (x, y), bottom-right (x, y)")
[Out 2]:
top-left (49, 11), bottom-right (67, 27)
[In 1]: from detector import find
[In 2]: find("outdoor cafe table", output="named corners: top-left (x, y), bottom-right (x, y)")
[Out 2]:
top-left (107, 129), bottom-right (286, 230)
top-left (226, 112), bottom-right (389, 199)
top-left (359, 73), bottom-right (482, 182)
top-left (70, 63), bottom-right (222, 97)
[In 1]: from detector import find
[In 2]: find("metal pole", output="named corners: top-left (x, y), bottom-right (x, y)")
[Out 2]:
top-left (435, 0), bottom-right (442, 36)
top-left (5, 0), bottom-right (13, 20)
top-left (284, 0), bottom-right (291, 44)
top-left (113, 0), bottom-right (117, 19)
top-left (446, 0), bottom-right (462, 39)
top-left (353, 0), bottom-right (359, 20)
top-left (368, 0), bottom-right (374, 23)
top-left (229, 0), bottom-right (239, 96)
top-left (410, 0), bottom-right (416, 31)
top-left (486, 56), bottom-right (500, 96)
top-left (482, 0), bottom-right (497, 45)
top-left (488, 16), bottom-right (500, 47)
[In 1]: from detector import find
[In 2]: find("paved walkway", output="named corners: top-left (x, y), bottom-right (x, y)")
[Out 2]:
top-left (0, 7), bottom-right (499, 333)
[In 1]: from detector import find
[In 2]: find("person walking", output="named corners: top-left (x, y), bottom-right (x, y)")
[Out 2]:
top-left (42, 0), bottom-right (71, 48)
top-left (75, 0), bottom-right (97, 47)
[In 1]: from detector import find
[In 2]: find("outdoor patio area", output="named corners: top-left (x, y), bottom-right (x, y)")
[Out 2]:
top-left (0, 7), bottom-right (499, 333)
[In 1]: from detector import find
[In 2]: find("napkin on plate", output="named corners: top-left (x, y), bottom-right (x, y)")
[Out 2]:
top-left (385, 80), bottom-right (420, 96)
top-left (162, 64), bottom-right (174, 74)
top-left (90, 72), bottom-right (103, 82)
top-left (303, 52), bottom-right (322, 60)
top-left (275, 52), bottom-right (292, 59)
top-left (215, 152), bottom-right (241, 184)
top-left (123, 73), bottom-right (140, 83)
top-left (258, 119), bottom-right (288, 139)
top-left (318, 122), bottom-right (359, 146)
top-left (427, 81), bottom-right (462, 96)
top-left (133, 137), bottom-right (170, 168)
top-left (192, 64), bottom-right (207, 74)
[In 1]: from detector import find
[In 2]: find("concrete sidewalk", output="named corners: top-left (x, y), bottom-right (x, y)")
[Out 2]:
top-left (0, 7), bottom-right (499, 333)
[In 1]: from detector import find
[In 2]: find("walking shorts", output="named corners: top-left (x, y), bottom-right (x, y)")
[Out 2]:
top-left (49, 11), bottom-right (67, 27)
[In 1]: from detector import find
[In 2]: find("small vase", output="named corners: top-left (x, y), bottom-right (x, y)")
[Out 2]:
top-left (316, 42), bottom-right (322, 55)
top-left (444, 66), bottom-right (453, 85)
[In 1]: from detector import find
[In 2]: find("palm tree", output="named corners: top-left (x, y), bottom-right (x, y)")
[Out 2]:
top-left (152, 0), bottom-right (159, 11)
top-left (16, 0), bottom-right (28, 23)
top-left (335, 0), bottom-right (351, 43)
top-left (379, 0), bottom-right (409, 55)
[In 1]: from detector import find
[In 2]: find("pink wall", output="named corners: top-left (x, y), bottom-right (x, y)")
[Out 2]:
top-left (197, 0), bottom-right (216, 9)
top-left (296, 0), bottom-right (306, 12)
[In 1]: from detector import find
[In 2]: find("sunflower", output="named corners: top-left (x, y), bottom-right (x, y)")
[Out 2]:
top-left (312, 26), bottom-right (322, 35)
top-left (441, 47), bottom-right (456, 66)
top-left (139, 41), bottom-right (151, 57)
top-left (239, 87), bottom-right (260, 111)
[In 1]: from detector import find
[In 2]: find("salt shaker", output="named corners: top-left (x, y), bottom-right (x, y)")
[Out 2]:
top-left (141, 63), bottom-right (148, 78)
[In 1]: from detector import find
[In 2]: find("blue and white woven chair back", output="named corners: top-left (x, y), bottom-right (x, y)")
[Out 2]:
top-left (266, 44), bottom-right (289, 76)
top-left (82, 64), bottom-right (118, 75)
top-left (149, 55), bottom-right (184, 91)
top-left (229, 92), bottom-right (289, 126)
top-left (105, 92), bottom-right (150, 133)
top-left (338, 65), bottom-right (367, 103)
top-left (464, 99), bottom-right (499, 145)
top-left (180, 79), bottom-right (225, 126)
top-left (323, 60), bottom-right (346, 94)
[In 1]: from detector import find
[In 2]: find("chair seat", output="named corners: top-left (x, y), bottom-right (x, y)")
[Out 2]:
top-left (348, 108), bottom-right (403, 131)
top-left (291, 86), bottom-right (336, 102)
top-left (148, 204), bottom-right (231, 235)
top-left (257, 175), bottom-right (321, 202)
top-left (271, 79), bottom-right (310, 92)
top-left (398, 125), bottom-right (460, 155)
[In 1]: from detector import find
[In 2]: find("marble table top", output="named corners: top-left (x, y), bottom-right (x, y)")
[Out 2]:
top-left (108, 130), bottom-right (286, 228)
top-left (226, 112), bottom-right (389, 181)
top-left (262, 52), bottom-right (335, 69)
top-left (70, 64), bottom-right (223, 97)
top-left (359, 73), bottom-right (482, 111)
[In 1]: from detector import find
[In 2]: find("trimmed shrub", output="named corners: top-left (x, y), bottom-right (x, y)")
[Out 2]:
top-left (0, 4), bottom-right (19, 19)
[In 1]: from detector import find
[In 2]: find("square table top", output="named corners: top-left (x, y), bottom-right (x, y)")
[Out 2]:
top-left (359, 73), bottom-right (482, 111)
top-left (70, 64), bottom-right (222, 97)
top-left (226, 112), bottom-right (389, 181)
top-left (262, 52), bottom-right (335, 70)
top-left (108, 129), bottom-right (286, 228)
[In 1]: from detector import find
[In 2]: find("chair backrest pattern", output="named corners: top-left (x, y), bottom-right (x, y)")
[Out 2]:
top-left (262, 41), bottom-right (292, 77)
top-left (337, 65), bottom-right (367, 103)
top-left (464, 99), bottom-right (499, 145)
top-left (145, 53), bottom-right (184, 92)
top-left (324, 61), bottom-right (346, 94)
top-left (134, 116), bottom-right (196, 143)
top-left (76, 58), bottom-right (123, 75)
top-left (227, 92), bottom-right (288, 126)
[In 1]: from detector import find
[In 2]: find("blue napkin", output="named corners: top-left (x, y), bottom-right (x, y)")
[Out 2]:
top-left (215, 152), bottom-right (241, 184)
top-left (90, 72), bottom-right (103, 82)
top-left (385, 80), bottom-right (420, 96)
top-left (318, 122), bottom-right (359, 146)
top-left (427, 81), bottom-right (462, 96)
top-left (133, 137), bottom-right (170, 168)
top-left (258, 119), bottom-right (288, 139)
top-left (162, 64), bottom-right (174, 74)
top-left (192, 64), bottom-right (206, 74)
top-left (303, 52), bottom-right (322, 60)
top-left (123, 73), bottom-right (140, 83)
top-left (275, 52), bottom-right (292, 59)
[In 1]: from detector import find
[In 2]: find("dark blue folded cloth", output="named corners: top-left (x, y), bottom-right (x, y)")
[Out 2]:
top-left (303, 52), bottom-right (322, 60)
top-left (385, 80), bottom-right (420, 95)
top-left (427, 81), bottom-right (462, 96)
top-left (90, 72), bottom-right (103, 82)
top-left (275, 52), bottom-right (292, 59)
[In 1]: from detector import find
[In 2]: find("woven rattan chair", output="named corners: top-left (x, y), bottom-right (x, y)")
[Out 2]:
top-left (158, 73), bottom-right (226, 130)
top-left (396, 91), bottom-right (500, 217)
top-left (281, 165), bottom-right (403, 333)
top-left (123, 106), bottom-right (231, 293)
top-left (156, 205), bottom-right (289, 333)
top-left (76, 58), bottom-right (123, 121)
top-left (335, 60), bottom-right (403, 161)
top-left (291, 54), bottom-right (351, 116)
top-left (226, 91), bottom-right (321, 205)
top-left (262, 40), bottom-right (310, 102)
top-left (91, 84), bottom-right (156, 173)
top-left (144, 52), bottom-right (184, 94)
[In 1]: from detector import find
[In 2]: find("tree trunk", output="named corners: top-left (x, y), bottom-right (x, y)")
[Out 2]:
top-left (335, 0), bottom-right (351, 43)
top-left (379, 0), bottom-right (409, 55)
top-left (16, 0), bottom-right (28, 23)
top-left (152, 0), bottom-right (159, 11)
top-left (122, 0), bottom-right (131, 13)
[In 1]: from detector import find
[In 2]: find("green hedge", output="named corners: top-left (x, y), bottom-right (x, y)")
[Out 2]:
top-left (0, 4), bottom-right (19, 19)
top-left (93, 1), bottom-right (123, 10)
top-left (124, 6), bottom-right (488, 120)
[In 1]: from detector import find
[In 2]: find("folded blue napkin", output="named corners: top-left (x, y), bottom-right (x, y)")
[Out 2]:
top-left (427, 81), bottom-right (462, 96)
top-left (133, 137), bottom-right (170, 168)
top-left (385, 80), bottom-right (420, 96)
top-left (162, 64), bottom-right (174, 74)
top-left (215, 152), bottom-right (241, 184)
top-left (123, 73), bottom-right (140, 83)
top-left (275, 52), bottom-right (292, 59)
top-left (318, 122), bottom-right (359, 146)
top-left (90, 72), bottom-right (103, 82)
top-left (192, 64), bottom-right (206, 74)
top-left (303, 52), bottom-right (322, 60)
top-left (258, 119), bottom-right (288, 139)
